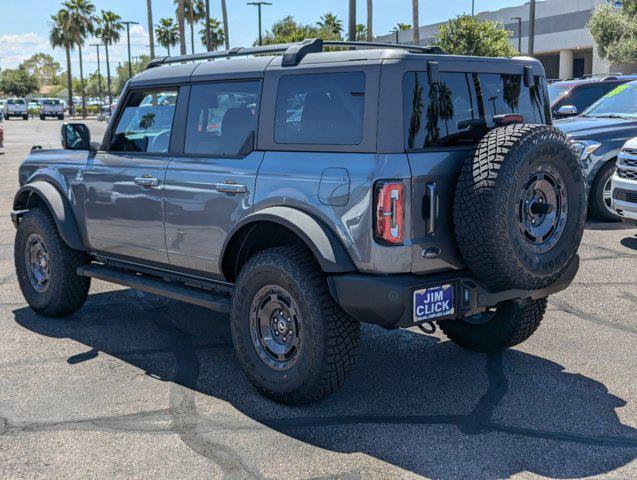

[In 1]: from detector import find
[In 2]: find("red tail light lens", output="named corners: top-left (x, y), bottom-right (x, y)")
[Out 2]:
top-left (374, 180), bottom-right (405, 245)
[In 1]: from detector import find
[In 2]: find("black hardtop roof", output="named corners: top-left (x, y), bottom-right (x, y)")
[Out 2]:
top-left (129, 39), bottom-right (545, 87)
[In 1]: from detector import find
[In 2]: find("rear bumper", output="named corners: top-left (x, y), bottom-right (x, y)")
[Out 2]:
top-left (327, 255), bottom-right (579, 328)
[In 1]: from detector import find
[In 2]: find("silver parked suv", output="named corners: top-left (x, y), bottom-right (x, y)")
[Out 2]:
top-left (611, 137), bottom-right (637, 225)
top-left (11, 40), bottom-right (587, 404)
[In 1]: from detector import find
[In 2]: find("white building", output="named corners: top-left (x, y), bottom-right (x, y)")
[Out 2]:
top-left (376, 0), bottom-right (634, 80)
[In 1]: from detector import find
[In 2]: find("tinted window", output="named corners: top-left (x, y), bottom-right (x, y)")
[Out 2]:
top-left (404, 72), bottom-right (547, 149)
top-left (275, 72), bottom-right (365, 145)
top-left (109, 88), bottom-right (178, 153)
top-left (185, 81), bottom-right (259, 156)
top-left (583, 82), bottom-right (637, 118)
top-left (564, 85), bottom-right (614, 113)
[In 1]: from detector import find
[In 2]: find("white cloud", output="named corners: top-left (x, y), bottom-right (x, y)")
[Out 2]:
top-left (0, 32), bottom-right (50, 69)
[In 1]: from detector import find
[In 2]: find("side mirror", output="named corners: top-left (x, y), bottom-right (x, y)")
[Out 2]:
top-left (61, 123), bottom-right (91, 150)
top-left (556, 105), bottom-right (578, 117)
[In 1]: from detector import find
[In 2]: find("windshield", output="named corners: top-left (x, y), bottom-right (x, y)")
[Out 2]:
top-left (582, 83), bottom-right (637, 118)
top-left (548, 83), bottom-right (573, 104)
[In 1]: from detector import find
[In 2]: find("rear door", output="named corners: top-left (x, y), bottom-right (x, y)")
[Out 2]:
top-left (84, 87), bottom-right (179, 264)
top-left (401, 68), bottom-right (550, 274)
top-left (164, 80), bottom-right (263, 275)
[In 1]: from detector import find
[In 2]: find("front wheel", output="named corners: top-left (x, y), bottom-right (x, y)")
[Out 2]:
top-left (438, 297), bottom-right (547, 353)
top-left (230, 246), bottom-right (360, 405)
top-left (15, 208), bottom-right (91, 316)
top-left (590, 162), bottom-right (620, 222)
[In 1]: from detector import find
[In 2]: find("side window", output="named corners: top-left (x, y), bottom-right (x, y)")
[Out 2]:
top-left (109, 88), bottom-right (178, 153)
top-left (567, 85), bottom-right (607, 112)
top-left (274, 72), bottom-right (365, 145)
top-left (404, 72), bottom-right (544, 150)
top-left (184, 81), bottom-right (260, 156)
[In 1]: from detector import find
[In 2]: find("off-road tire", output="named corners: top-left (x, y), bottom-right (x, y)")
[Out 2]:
top-left (454, 124), bottom-right (586, 290)
top-left (230, 245), bottom-right (360, 405)
top-left (589, 161), bottom-right (620, 222)
top-left (438, 297), bottom-right (548, 353)
top-left (15, 208), bottom-right (90, 316)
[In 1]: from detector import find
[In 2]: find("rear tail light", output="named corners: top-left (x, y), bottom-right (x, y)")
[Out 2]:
top-left (374, 180), bottom-right (405, 245)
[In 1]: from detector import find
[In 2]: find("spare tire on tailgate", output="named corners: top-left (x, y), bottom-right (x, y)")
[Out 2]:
top-left (454, 124), bottom-right (586, 291)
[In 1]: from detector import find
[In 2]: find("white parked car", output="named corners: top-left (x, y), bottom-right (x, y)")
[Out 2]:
top-left (3, 98), bottom-right (28, 120)
top-left (611, 137), bottom-right (637, 226)
top-left (40, 98), bottom-right (64, 120)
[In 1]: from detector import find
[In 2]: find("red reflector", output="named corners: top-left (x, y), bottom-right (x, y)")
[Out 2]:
top-left (493, 114), bottom-right (524, 126)
top-left (374, 181), bottom-right (405, 245)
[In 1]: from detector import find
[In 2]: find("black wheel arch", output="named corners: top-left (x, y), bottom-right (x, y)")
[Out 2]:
top-left (13, 181), bottom-right (84, 251)
top-left (221, 206), bottom-right (356, 282)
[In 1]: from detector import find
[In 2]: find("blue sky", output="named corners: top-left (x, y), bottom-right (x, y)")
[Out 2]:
top-left (0, 0), bottom-right (525, 72)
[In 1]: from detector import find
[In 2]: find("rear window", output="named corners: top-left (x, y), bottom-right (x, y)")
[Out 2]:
top-left (274, 72), bottom-right (365, 145)
top-left (403, 72), bottom-right (549, 150)
top-left (8, 99), bottom-right (25, 105)
top-left (43, 99), bottom-right (61, 105)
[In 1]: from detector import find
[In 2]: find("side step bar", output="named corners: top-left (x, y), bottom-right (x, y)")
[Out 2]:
top-left (77, 264), bottom-right (231, 313)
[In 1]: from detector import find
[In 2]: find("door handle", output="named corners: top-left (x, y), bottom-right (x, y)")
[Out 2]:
top-left (426, 182), bottom-right (438, 235)
top-left (215, 182), bottom-right (247, 194)
top-left (134, 175), bottom-right (160, 188)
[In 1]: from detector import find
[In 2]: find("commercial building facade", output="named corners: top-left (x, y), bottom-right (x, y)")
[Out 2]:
top-left (376, 0), bottom-right (634, 80)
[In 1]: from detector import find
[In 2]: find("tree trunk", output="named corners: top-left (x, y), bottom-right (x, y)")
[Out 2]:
top-left (412, 0), bottom-right (420, 45)
top-left (105, 43), bottom-right (113, 112)
top-left (221, 0), bottom-right (229, 49)
top-left (65, 45), bottom-right (74, 116)
top-left (146, 0), bottom-right (155, 59)
top-left (348, 0), bottom-right (356, 42)
top-left (190, 18), bottom-right (195, 54)
top-left (177, 0), bottom-right (187, 55)
top-left (366, 0), bottom-right (373, 42)
top-left (78, 44), bottom-right (86, 118)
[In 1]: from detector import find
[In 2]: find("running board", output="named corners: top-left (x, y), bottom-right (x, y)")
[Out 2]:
top-left (77, 264), bottom-right (231, 313)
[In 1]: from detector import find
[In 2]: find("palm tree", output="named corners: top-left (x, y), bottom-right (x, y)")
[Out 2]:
top-left (199, 18), bottom-right (225, 51)
top-left (366, 0), bottom-right (373, 41)
top-left (63, 0), bottom-right (96, 118)
top-left (355, 24), bottom-right (367, 41)
top-left (49, 9), bottom-right (76, 115)
top-left (146, 0), bottom-right (155, 59)
top-left (175, 0), bottom-right (205, 54)
top-left (317, 12), bottom-right (343, 36)
top-left (155, 18), bottom-right (180, 56)
top-left (412, 0), bottom-right (420, 45)
top-left (221, 0), bottom-right (229, 49)
top-left (95, 10), bottom-right (123, 109)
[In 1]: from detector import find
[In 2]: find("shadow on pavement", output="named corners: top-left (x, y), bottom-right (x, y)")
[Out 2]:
top-left (620, 235), bottom-right (637, 250)
top-left (12, 289), bottom-right (637, 480)
top-left (585, 220), bottom-right (634, 231)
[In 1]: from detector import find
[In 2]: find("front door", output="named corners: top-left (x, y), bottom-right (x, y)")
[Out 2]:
top-left (85, 87), bottom-right (179, 264)
top-left (164, 81), bottom-right (262, 275)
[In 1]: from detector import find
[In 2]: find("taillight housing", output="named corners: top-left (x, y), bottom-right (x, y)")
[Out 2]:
top-left (374, 180), bottom-right (405, 245)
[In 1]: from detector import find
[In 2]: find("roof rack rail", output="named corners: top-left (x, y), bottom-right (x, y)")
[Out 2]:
top-left (146, 38), bottom-right (446, 70)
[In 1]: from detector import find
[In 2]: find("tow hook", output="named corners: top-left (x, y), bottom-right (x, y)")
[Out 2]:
top-left (418, 321), bottom-right (437, 335)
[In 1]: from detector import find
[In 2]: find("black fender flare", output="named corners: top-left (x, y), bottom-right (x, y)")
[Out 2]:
top-left (222, 206), bottom-right (356, 274)
top-left (12, 181), bottom-right (84, 251)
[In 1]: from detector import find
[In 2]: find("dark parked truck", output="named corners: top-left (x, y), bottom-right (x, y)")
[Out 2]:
top-left (11, 40), bottom-right (587, 404)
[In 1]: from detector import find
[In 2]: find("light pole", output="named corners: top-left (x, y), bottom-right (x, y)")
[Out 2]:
top-left (90, 43), bottom-right (103, 105)
top-left (348, 0), bottom-right (356, 42)
top-left (122, 21), bottom-right (139, 78)
top-left (247, 2), bottom-right (272, 46)
top-left (472, 0), bottom-right (475, 16)
top-left (528, 0), bottom-right (536, 56)
top-left (146, 0), bottom-right (155, 59)
top-left (511, 16), bottom-right (522, 53)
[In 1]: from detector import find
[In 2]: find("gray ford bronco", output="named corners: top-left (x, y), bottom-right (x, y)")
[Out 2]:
top-left (12, 39), bottom-right (587, 404)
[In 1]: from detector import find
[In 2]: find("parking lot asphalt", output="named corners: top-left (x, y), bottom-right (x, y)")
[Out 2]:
top-left (0, 118), bottom-right (635, 480)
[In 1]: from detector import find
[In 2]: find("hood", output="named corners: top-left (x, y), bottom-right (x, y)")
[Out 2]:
top-left (554, 115), bottom-right (637, 140)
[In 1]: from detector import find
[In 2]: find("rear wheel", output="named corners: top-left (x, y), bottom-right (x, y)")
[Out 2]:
top-left (23, 115), bottom-right (28, 120)
top-left (230, 245), bottom-right (360, 405)
top-left (590, 161), bottom-right (620, 222)
top-left (438, 297), bottom-right (547, 352)
top-left (15, 208), bottom-right (91, 316)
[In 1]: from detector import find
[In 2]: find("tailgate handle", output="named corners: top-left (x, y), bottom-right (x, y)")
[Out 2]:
top-left (425, 182), bottom-right (438, 235)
